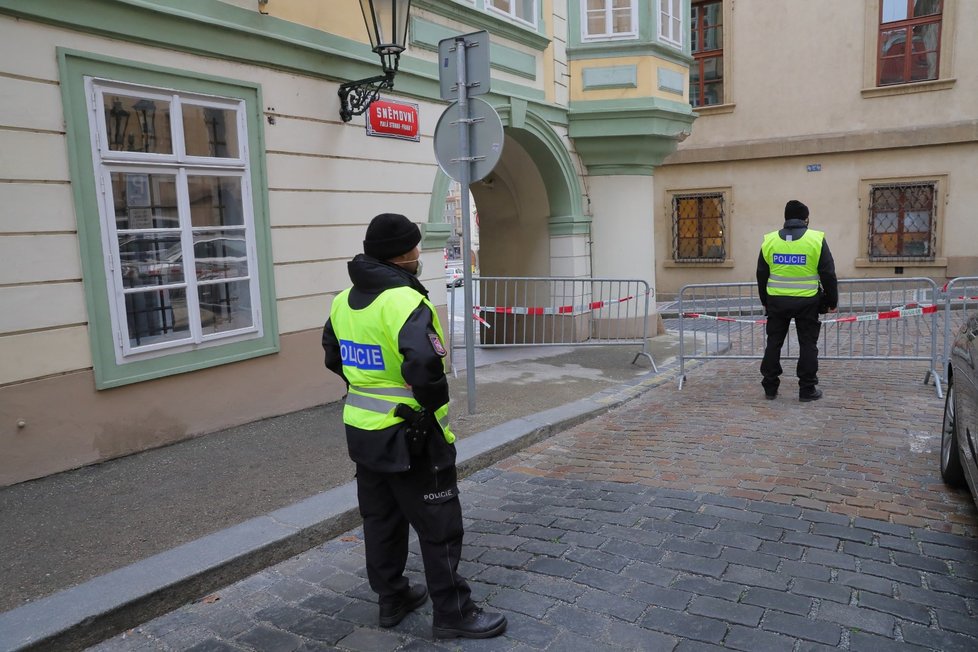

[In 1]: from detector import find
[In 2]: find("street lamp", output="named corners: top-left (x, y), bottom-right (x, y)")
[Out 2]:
top-left (338, 0), bottom-right (412, 122)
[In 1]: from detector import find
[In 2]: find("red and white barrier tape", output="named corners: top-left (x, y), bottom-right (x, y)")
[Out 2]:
top-left (939, 282), bottom-right (978, 300)
top-left (682, 313), bottom-right (763, 325)
top-left (474, 290), bottom-right (647, 317)
top-left (682, 303), bottom-right (939, 326)
top-left (824, 303), bottom-right (938, 323)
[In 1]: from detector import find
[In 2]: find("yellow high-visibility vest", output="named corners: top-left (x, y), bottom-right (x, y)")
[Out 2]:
top-left (329, 286), bottom-right (455, 443)
top-left (761, 229), bottom-right (824, 298)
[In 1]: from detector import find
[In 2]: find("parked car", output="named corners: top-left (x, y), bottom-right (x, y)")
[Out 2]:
top-left (940, 307), bottom-right (978, 506)
top-left (446, 267), bottom-right (463, 288)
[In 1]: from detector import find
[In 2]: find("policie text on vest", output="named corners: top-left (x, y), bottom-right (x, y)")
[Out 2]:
top-left (339, 339), bottom-right (386, 370)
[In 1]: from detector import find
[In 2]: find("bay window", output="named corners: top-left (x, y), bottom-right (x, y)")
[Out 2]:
top-left (583, 0), bottom-right (637, 40)
top-left (659, 0), bottom-right (684, 48)
top-left (488, 0), bottom-right (537, 27)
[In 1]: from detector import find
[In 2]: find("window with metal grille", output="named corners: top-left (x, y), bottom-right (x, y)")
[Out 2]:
top-left (868, 182), bottom-right (936, 260)
top-left (878, 0), bottom-right (942, 86)
top-left (690, 0), bottom-right (723, 107)
top-left (673, 193), bottom-right (726, 261)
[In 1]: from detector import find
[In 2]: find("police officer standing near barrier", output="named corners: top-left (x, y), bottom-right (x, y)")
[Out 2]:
top-left (322, 213), bottom-right (507, 640)
top-left (757, 200), bottom-right (838, 401)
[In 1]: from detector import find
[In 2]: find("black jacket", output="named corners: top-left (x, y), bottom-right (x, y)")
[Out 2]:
top-left (322, 255), bottom-right (454, 472)
top-left (756, 219), bottom-right (838, 310)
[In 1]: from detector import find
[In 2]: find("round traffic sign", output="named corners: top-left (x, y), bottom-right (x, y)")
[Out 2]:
top-left (433, 97), bottom-right (504, 183)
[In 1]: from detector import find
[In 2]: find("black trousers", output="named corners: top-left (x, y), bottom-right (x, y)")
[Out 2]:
top-left (760, 296), bottom-right (822, 394)
top-left (355, 462), bottom-right (473, 621)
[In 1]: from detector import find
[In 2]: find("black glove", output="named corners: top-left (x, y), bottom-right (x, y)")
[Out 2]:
top-left (394, 404), bottom-right (429, 458)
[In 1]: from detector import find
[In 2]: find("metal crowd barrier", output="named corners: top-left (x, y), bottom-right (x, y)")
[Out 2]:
top-left (675, 277), bottom-right (943, 396)
top-left (449, 276), bottom-right (656, 371)
top-left (940, 276), bottom-right (978, 383)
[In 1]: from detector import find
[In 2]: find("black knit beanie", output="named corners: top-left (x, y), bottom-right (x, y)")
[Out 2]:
top-left (363, 213), bottom-right (421, 260)
top-left (784, 200), bottom-right (809, 221)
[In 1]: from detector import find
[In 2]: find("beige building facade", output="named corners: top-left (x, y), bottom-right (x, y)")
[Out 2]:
top-left (0, 0), bottom-right (695, 485)
top-left (654, 0), bottom-right (978, 297)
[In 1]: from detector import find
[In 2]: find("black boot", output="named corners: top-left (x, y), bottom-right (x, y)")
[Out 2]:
top-left (379, 584), bottom-right (428, 628)
top-left (432, 607), bottom-right (507, 639)
top-left (799, 388), bottom-right (823, 402)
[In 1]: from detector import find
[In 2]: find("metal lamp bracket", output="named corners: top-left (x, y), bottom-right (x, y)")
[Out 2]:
top-left (338, 69), bottom-right (395, 122)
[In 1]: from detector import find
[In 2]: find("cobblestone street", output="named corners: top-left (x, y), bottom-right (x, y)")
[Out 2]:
top-left (93, 360), bottom-right (978, 651)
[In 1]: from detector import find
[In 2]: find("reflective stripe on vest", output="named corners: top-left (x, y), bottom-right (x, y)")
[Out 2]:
top-left (346, 385), bottom-right (450, 431)
top-left (762, 229), bottom-right (824, 298)
top-left (330, 286), bottom-right (455, 444)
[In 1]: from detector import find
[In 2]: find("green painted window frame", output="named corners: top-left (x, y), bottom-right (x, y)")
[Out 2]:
top-left (58, 48), bottom-right (279, 390)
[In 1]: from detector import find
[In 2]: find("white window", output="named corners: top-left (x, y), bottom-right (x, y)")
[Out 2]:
top-left (488, 0), bottom-right (537, 28)
top-left (86, 79), bottom-right (261, 362)
top-left (659, 0), bottom-right (684, 47)
top-left (583, 0), bottom-right (637, 40)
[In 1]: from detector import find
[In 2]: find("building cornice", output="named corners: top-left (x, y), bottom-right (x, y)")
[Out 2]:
top-left (662, 119), bottom-right (978, 165)
top-left (0, 0), bottom-right (569, 125)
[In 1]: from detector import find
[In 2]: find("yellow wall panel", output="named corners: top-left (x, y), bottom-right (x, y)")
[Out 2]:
top-left (264, 0), bottom-right (367, 45)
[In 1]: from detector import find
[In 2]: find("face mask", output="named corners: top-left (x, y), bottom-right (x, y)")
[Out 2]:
top-left (397, 257), bottom-right (423, 277)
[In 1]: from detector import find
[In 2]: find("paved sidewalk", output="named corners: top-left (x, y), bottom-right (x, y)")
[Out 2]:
top-left (88, 359), bottom-right (978, 651)
top-left (0, 337), bottom-right (681, 651)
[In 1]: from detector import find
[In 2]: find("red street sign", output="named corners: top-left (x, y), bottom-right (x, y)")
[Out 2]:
top-left (366, 99), bottom-right (420, 142)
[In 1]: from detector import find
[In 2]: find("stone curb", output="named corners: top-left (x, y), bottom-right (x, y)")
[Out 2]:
top-left (0, 363), bottom-right (690, 652)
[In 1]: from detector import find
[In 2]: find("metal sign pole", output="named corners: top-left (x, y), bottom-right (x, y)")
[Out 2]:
top-left (434, 30), bottom-right (499, 414)
top-left (455, 37), bottom-right (477, 414)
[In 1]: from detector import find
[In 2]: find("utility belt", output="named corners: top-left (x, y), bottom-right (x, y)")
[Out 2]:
top-left (345, 385), bottom-right (451, 465)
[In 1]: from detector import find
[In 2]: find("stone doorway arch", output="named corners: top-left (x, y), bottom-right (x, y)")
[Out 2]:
top-left (426, 101), bottom-right (589, 280)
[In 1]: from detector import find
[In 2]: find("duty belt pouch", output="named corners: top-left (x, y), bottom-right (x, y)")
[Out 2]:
top-left (422, 467), bottom-right (459, 505)
top-left (394, 404), bottom-right (428, 458)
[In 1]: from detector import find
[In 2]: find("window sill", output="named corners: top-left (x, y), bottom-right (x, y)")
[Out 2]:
top-left (693, 103), bottom-right (735, 116)
top-left (582, 34), bottom-right (640, 43)
top-left (663, 259), bottom-right (736, 268)
top-left (854, 257), bottom-right (947, 269)
top-left (861, 78), bottom-right (956, 99)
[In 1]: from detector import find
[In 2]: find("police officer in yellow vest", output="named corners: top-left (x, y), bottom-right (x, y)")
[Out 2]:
top-left (322, 213), bottom-right (506, 640)
top-left (757, 200), bottom-right (838, 401)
